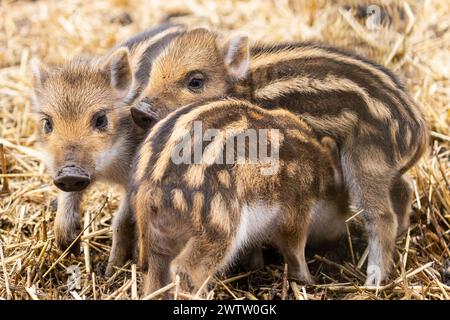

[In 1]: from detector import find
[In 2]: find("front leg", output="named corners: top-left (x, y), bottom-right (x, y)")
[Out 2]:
top-left (55, 191), bottom-right (83, 253)
top-left (106, 191), bottom-right (135, 276)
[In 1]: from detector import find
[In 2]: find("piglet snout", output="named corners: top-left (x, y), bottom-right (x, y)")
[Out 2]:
top-left (131, 104), bottom-right (159, 130)
top-left (53, 165), bottom-right (91, 192)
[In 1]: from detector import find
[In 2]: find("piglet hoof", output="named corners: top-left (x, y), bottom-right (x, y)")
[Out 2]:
top-left (289, 271), bottom-right (315, 286)
top-left (302, 276), bottom-right (316, 286)
top-left (55, 229), bottom-right (81, 255)
top-left (171, 264), bottom-right (196, 294)
top-left (105, 248), bottom-right (133, 277)
top-left (105, 263), bottom-right (115, 277)
top-left (177, 272), bottom-right (196, 294)
top-left (105, 255), bottom-right (128, 277)
top-left (364, 265), bottom-right (384, 287)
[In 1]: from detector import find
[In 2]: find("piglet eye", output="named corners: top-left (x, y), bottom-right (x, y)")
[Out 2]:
top-left (93, 112), bottom-right (108, 130)
top-left (187, 73), bottom-right (205, 92)
top-left (43, 118), bottom-right (53, 134)
top-left (189, 78), bottom-right (203, 89)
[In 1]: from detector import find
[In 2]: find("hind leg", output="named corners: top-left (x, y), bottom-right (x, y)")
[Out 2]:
top-left (139, 222), bottom-right (180, 296)
top-left (239, 247), bottom-right (265, 271)
top-left (170, 232), bottom-right (231, 294)
top-left (274, 205), bottom-right (314, 284)
top-left (390, 174), bottom-right (414, 236)
top-left (341, 148), bottom-right (398, 286)
top-left (133, 193), bottom-right (180, 296)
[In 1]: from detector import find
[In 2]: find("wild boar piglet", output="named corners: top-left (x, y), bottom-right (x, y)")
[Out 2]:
top-left (30, 22), bottom-right (184, 274)
top-left (31, 49), bottom-right (140, 257)
top-left (129, 27), bottom-right (428, 285)
top-left (130, 98), bottom-right (343, 295)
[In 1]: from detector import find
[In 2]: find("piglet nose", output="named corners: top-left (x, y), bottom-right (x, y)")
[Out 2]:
top-left (53, 165), bottom-right (91, 192)
top-left (131, 106), bottom-right (158, 130)
top-left (54, 175), bottom-right (90, 192)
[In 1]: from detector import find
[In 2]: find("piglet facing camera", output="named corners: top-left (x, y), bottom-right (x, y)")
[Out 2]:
top-left (30, 52), bottom-right (140, 267)
top-left (29, 22), bottom-right (186, 274)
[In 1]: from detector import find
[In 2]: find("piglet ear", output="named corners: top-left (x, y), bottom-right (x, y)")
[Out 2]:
top-left (221, 33), bottom-right (250, 80)
top-left (30, 58), bottom-right (52, 110)
top-left (30, 58), bottom-right (50, 89)
top-left (101, 48), bottom-right (133, 99)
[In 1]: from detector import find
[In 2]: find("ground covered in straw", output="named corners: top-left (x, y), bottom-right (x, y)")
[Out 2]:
top-left (0, 0), bottom-right (449, 300)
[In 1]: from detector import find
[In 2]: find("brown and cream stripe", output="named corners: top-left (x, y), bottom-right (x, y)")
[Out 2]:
top-left (245, 42), bottom-right (428, 172)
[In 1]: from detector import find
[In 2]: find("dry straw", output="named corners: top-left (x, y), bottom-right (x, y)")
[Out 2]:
top-left (0, 0), bottom-right (449, 300)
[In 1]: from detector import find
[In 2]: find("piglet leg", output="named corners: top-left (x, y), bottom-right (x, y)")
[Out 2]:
top-left (55, 191), bottom-right (83, 253)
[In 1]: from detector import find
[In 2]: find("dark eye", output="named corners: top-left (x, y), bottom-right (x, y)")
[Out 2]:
top-left (93, 112), bottom-right (108, 130)
top-left (187, 73), bottom-right (205, 92)
top-left (42, 118), bottom-right (53, 134)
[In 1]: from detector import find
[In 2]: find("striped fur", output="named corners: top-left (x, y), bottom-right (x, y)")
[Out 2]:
top-left (129, 99), bottom-right (347, 295)
top-left (247, 42), bottom-right (427, 173)
top-left (131, 28), bottom-right (428, 285)
top-left (136, 30), bottom-right (427, 174)
top-left (113, 23), bottom-right (186, 104)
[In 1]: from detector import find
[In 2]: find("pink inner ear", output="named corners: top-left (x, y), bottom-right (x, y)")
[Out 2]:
top-left (225, 36), bottom-right (250, 80)
top-left (30, 58), bottom-right (50, 88)
top-left (227, 59), bottom-right (249, 80)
